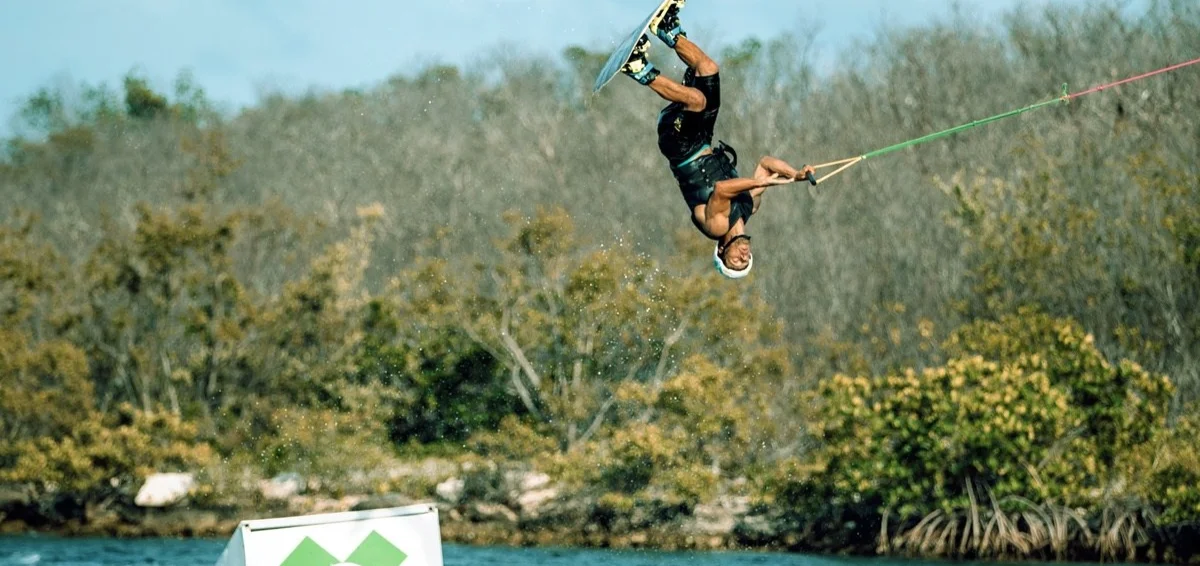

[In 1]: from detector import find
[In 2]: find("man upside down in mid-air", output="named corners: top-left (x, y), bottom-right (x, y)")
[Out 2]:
top-left (620, 2), bottom-right (814, 279)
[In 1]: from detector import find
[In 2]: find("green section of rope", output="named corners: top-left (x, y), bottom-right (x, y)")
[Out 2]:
top-left (860, 86), bottom-right (1069, 160)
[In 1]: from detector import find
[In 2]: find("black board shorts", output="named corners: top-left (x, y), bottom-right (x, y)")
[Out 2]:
top-left (655, 72), bottom-right (753, 230)
top-left (656, 72), bottom-right (722, 167)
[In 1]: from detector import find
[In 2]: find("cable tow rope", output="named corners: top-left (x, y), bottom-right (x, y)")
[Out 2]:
top-left (804, 56), bottom-right (1200, 186)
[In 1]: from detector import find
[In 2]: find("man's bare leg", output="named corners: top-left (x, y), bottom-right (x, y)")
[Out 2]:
top-left (749, 187), bottom-right (766, 214)
top-left (641, 37), bottom-right (718, 112)
top-left (622, 34), bottom-right (707, 111)
top-left (624, 13), bottom-right (717, 112)
top-left (645, 75), bottom-right (706, 112)
top-left (670, 36), bottom-right (719, 77)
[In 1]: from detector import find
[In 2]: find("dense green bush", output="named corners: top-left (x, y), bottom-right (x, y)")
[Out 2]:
top-left (1133, 403), bottom-right (1200, 524)
top-left (946, 310), bottom-right (1174, 482)
top-left (775, 312), bottom-right (1172, 531)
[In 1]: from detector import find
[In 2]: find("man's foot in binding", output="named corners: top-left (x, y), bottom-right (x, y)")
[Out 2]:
top-left (652, 1), bottom-right (687, 47)
top-left (621, 35), bottom-right (659, 85)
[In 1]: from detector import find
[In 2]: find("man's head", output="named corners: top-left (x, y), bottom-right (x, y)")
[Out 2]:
top-left (714, 235), bottom-right (753, 279)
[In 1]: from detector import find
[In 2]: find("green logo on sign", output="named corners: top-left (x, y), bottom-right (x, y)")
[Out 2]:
top-left (280, 531), bottom-right (408, 566)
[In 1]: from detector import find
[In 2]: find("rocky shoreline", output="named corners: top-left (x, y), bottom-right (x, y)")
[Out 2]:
top-left (4, 474), bottom-right (1200, 562)
top-left (0, 474), bottom-right (844, 555)
top-left (0, 497), bottom-right (762, 553)
top-left (5, 499), bottom-right (1200, 562)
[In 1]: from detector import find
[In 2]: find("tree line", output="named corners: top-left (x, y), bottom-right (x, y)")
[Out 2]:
top-left (1, 0), bottom-right (1199, 560)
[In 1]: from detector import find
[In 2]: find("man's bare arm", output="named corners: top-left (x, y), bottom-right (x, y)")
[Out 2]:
top-left (702, 156), bottom-right (813, 234)
top-left (711, 156), bottom-right (812, 198)
top-left (756, 155), bottom-right (814, 182)
top-left (713, 177), bottom-right (767, 199)
top-left (702, 174), bottom-right (793, 235)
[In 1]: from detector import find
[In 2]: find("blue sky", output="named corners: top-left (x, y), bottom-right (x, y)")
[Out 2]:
top-left (0, 0), bottom-right (1139, 135)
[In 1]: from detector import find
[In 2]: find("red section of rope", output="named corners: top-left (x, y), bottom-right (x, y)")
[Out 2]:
top-left (1067, 56), bottom-right (1200, 100)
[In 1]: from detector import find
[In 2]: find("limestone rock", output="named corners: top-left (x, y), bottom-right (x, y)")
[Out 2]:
top-left (468, 502), bottom-right (519, 524)
top-left (0, 484), bottom-right (29, 509)
top-left (514, 472), bottom-right (551, 492)
top-left (686, 496), bottom-right (750, 536)
top-left (517, 487), bottom-right (559, 517)
top-left (290, 495), bottom-right (366, 514)
top-left (435, 478), bottom-right (465, 504)
top-left (134, 473), bottom-right (195, 508)
top-left (259, 472), bottom-right (304, 500)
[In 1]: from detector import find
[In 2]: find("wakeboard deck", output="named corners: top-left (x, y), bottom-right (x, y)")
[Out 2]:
top-left (592, 0), bottom-right (683, 94)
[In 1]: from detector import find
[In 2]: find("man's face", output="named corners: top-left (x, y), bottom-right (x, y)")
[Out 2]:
top-left (724, 237), bottom-right (752, 271)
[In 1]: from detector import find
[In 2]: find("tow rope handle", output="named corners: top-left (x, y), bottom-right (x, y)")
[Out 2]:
top-left (802, 168), bottom-right (818, 186)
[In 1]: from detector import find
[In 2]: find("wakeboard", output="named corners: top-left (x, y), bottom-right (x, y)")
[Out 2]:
top-left (592, 0), bottom-right (685, 94)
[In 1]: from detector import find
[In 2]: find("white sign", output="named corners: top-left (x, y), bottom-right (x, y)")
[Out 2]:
top-left (215, 504), bottom-right (443, 566)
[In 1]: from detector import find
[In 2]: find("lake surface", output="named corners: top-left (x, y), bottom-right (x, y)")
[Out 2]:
top-left (0, 536), bottom-right (908, 566)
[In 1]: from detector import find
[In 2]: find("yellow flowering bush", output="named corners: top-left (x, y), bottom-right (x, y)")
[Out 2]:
top-left (794, 311), bottom-right (1173, 521)
top-left (2, 406), bottom-right (213, 499)
top-left (946, 310), bottom-right (1174, 491)
top-left (811, 357), bottom-right (1071, 518)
